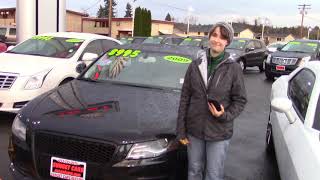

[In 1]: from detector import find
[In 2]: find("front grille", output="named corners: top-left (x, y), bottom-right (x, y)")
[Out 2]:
top-left (272, 57), bottom-right (298, 65)
top-left (0, 72), bottom-right (18, 90)
top-left (34, 132), bottom-right (117, 179)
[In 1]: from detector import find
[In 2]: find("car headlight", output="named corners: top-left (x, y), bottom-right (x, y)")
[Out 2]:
top-left (266, 54), bottom-right (272, 63)
top-left (298, 56), bottom-right (311, 66)
top-left (12, 114), bottom-right (26, 141)
top-left (126, 139), bottom-right (169, 159)
top-left (24, 69), bottom-right (51, 90)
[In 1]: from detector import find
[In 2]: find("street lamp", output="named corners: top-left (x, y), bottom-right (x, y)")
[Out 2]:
top-left (131, 0), bottom-right (137, 37)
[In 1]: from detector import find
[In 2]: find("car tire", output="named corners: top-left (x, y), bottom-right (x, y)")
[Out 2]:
top-left (239, 60), bottom-right (246, 72)
top-left (265, 71), bottom-right (274, 81)
top-left (266, 122), bottom-right (275, 154)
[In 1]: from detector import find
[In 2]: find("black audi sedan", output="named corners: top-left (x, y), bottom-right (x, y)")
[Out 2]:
top-left (8, 44), bottom-right (201, 180)
top-left (264, 39), bottom-right (320, 80)
top-left (225, 38), bottom-right (267, 72)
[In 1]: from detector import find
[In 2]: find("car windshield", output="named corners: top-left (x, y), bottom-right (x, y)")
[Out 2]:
top-left (280, 41), bottom-right (318, 53)
top-left (179, 38), bottom-right (202, 46)
top-left (81, 48), bottom-right (192, 89)
top-left (0, 28), bottom-right (6, 35)
top-left (142, 37), bottom-right (163, 44)
top-left (227, 39), bottom-right (247, 50)
top-left (8, 36), bottom-right (85, 58)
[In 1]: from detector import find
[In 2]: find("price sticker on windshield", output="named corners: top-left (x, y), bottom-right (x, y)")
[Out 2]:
top-left (108, 49), bottom-right (141, 58)
top-left (164, 55), bottom-right (192, 64)
top-left (32, 36), bottom-right (54, 41)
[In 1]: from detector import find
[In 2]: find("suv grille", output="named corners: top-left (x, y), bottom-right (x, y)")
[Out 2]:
top-left (34, 132), bottom-right (117, 179)
top-left (0, 72), bottom-right (18, 90)
top-left (272, 57), bottom-right (298, 65)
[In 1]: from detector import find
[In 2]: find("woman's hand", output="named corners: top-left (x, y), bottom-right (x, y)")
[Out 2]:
top-left (179, 138), bottom-right (190, 145)
top-left (208, 102), bottom-right (225, 117)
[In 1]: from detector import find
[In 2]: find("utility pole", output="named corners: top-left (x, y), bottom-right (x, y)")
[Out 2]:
top-left (317, 28), bottom-right (320, 40)
top-left (108, 0), bottom-right (112, 37)
top-left (131, 0), bottom-right (136, 37)
top-left (298, 4), bottom-right (311, 38)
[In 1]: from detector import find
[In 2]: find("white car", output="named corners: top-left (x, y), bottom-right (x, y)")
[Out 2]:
top-left (0, 32), bottom-right (121, 113)
top-left (266, 61), bottom-right (320, 180)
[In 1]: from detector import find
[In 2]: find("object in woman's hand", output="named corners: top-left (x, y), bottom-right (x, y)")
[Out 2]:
top-left (208, 97), bottom-right (222, 111)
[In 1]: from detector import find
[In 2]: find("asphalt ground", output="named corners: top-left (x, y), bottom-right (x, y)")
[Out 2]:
top-left (0, 67), bottom-right (281, 180)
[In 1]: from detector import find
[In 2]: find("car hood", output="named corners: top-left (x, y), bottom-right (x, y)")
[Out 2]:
top-left (0, 52), bottom-right (68, 76)
top-left (271, 50), bottom-right (315, 59)
top-left (21, 80), bottom-right (180, 144)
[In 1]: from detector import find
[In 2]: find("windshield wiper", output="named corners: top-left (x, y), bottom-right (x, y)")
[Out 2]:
top-left (110, 81), bottom-right (165, 90)
top-left (285, 50), bottom-right (308, 53)
top-left (78, 77), bottom-right (100, 83)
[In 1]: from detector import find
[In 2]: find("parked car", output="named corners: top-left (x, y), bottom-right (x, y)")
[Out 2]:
top-left (8, 44), bottom-right (202, 179)
top-left (0, 25), bottom-right (16, 45)
top-left (179, 36), bottom-right (209, 49)
top-left (225, 38), bottom-right (268, 72)
top-left (267, 41), bottom-right (287, 53)
top-left (142, 36), bottom-right (164, 44)
top-left (0, 37), bottom-right (7, 52)
top-left (264, 39), bottom-right (320, 80)
top-left (0, 32), bottom-right (121, 113)
top-left (266, 61), bottom-right (320, 180)
top-left (119, 36), bottom-right (147, 45)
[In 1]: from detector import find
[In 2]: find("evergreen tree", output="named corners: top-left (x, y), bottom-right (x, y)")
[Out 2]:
top-left (97, 0), bottom-right (117, 18)
top-left (134, 7), bottom-right (152, 36)
top-left (165, 13), bottom-right (171, 21)
top-left (124, 3), bottom-right (132, 17)
top-left (97, 5), bottom-right (106, 18)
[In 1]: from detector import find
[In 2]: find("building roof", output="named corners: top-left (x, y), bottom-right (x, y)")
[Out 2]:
top-left (0, 7), bottom-right (88, 17)
top-left (174, 23), bottom-right (211, 33)
top-left (82, 17), bottom-right (174, 25)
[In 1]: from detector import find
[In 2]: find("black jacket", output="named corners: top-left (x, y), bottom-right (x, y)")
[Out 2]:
top-left (176, 50), bottom-right (247, 141)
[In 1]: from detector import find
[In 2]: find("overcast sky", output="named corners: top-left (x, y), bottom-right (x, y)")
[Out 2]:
top-left (0, 0), bottom-right (319, 27)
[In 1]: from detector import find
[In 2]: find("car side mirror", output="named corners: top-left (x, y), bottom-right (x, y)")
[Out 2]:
top-left (245, 47), bottom-right (254, 52)
top-left (277, 47), bottom-right (282, 51)
top-left (7, 45), bottom-right (15, 51)
top-left (76, 63), bottom-right (87, 74)
top-left (271, 97), bottom-right (296, 124)
top-left (82, 52), bottom-right (98, 61)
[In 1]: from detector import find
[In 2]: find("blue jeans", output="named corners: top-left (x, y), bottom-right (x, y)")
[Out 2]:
top-left (187, 135), bottom-right (230, 180)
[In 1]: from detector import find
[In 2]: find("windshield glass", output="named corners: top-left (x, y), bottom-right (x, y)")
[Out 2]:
top-left (0, 28), bottom-right (6, 35)
top-left (81, 48), bottom-right (192, 89)
top-left (142, 37), bottom-right (163, 44)
top-left (268, 43), bottom-right (285, 48)
top-left (280, 41), bottom-right (318, 53)
top-left (8, 36), bottom-right (85, 58)
top-left (227, 39), bottom-right (247, 49)
top-left (179, 38), bottom-right (202, 46)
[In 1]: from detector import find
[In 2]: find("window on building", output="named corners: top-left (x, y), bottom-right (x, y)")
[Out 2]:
top-left (288, 69), bottom-right (315, 122)
top-left (277, 37), bottom-right (282, 41)
top-left (204, 32), bottom-right (208, 35)
top-left (234, 33), bottom-right (239, 37)
top-left (198, 32), bottom-right (200, 35)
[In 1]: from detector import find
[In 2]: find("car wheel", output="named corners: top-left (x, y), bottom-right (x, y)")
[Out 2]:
top-left (266, 122), bottom-right (275, 154)
top-left (239, 60), bottom-right (246, 71)
top-left (265, 71), bottom-right (274, 81)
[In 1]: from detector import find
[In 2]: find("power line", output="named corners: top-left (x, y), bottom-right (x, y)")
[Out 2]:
top-left (83, 0), bottom-right (103, 12)
top-left (298, 4), bottom-right (311, 38)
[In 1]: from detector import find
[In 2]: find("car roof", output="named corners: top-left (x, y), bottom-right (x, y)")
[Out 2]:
top-left (39, 32), bottom-right (117, 41)
top-left (113, 43), bottom-right (202, 60)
